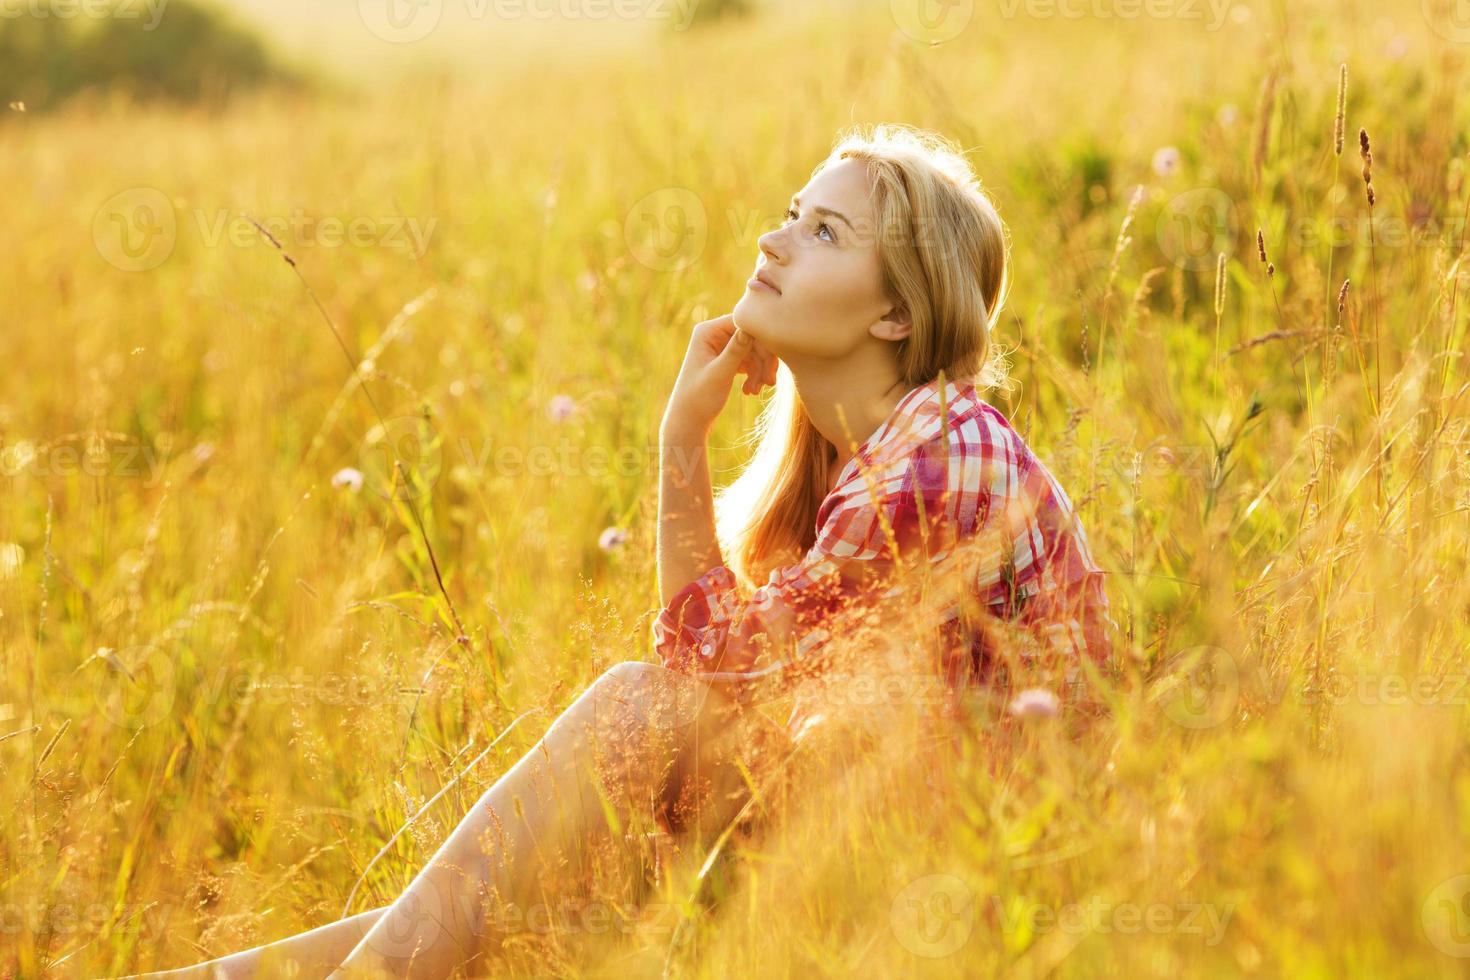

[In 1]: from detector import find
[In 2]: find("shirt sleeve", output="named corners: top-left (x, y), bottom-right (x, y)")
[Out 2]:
top-left (651, 435), bottom-right (958, 678)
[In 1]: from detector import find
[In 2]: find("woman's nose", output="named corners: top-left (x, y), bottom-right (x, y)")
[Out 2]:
top-left (757, 226), bottom-right (786, 263)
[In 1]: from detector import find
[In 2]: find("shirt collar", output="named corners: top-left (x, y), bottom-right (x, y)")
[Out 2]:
top-left (829, 374), bottom-right (974, 492)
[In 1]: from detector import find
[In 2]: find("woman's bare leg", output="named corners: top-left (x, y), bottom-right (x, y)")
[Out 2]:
top-left (129, 661), bottom-right (780, 980)
top-left (328, 661), bottom-right (777, 979)
top-left (129, 907), bottom-right (390, 979)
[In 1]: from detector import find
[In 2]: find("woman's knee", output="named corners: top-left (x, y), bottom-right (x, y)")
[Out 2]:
top-left (593, 660), bottom-right (669, 694)
top-left (589, 660), bottom-right (725, 736)
top-left (574, 663), bottom-right (689, 803)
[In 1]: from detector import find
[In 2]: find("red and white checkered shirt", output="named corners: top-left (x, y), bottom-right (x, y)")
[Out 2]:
top-left (652, 375), bottom-right (1115, 698)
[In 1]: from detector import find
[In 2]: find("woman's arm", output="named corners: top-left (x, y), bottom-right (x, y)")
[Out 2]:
top-left (657, 422), bottom-right (723, 609)
top-left (650, 425), bottom-right (980, 679)
top-left (656, 313), bottom-right (777, 608)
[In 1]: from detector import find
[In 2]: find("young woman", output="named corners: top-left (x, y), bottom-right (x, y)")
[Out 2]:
top-left (134, 123), bottom-right (1114, 979)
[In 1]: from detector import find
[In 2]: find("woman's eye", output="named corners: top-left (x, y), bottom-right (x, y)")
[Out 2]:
top-left (782, 208), bottom-right (834, 242)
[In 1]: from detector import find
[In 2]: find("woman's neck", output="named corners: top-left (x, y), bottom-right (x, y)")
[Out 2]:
top-left (788, 359), bottom-right (912, 477)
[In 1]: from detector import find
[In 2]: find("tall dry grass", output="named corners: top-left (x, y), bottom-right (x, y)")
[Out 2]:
top-left (2, 1), bottom-right (1469, 976)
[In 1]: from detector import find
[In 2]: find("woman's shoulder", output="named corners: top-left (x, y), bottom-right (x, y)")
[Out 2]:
top-left (903, 377), bottom-right (1036, 480)
top-left (861, 376), bottom-right (1011, 461)
top-left (825, 375), bottom-right (1028, 507)
top-left (889, 381), bottom-right (1096, 545)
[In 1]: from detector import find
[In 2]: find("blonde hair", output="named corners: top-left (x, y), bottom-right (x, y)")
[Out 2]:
top-left (715, 123), bottom-right (1015, 593)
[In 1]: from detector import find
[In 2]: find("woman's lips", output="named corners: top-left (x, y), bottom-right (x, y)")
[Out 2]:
top-left (748, 273), bottom-right (780, 295)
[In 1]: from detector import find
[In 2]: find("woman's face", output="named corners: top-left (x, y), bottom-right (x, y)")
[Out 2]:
top-left (733, 157), bottom-right (909, 361)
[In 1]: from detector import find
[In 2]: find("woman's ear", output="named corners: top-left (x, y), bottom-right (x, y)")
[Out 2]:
top-left (872, 305), bottom-right (912, 343)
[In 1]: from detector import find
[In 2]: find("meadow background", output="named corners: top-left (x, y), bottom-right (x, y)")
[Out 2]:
top-left (3, 0), bottom-right (1470, 975)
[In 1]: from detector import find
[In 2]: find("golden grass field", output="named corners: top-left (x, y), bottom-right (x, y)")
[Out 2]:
top-left (3, 0), bottom-right (1470, 975)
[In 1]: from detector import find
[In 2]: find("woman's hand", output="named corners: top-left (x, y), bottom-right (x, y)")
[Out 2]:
top-left (662, 314), bottom-right (779, 439)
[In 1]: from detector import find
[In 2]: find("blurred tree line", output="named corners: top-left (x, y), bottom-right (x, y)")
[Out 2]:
top-left (0, 0), bottom-right (298, 111)
top-left (682, 0), bottom-right (753, 27)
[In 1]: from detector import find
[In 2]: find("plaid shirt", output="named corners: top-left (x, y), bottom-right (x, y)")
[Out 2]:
top-left (652, 375), bottom-right (1114, 697)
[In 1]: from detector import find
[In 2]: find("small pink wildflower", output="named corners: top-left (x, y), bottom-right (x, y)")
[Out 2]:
top-left (1151, 146), bottom-right (1181, 178)
top-left (547, 394), bottom-right (577, 423)
top-left (1009, 687), bottom-right (1059, 720)
top-left (331, 467), bottom-right (364, 493)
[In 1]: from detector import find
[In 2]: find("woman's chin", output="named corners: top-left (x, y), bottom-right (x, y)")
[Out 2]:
top-left (731, 295), bottom-right (768, 337)
top-left (732, 298), bottom-right (798, 360)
